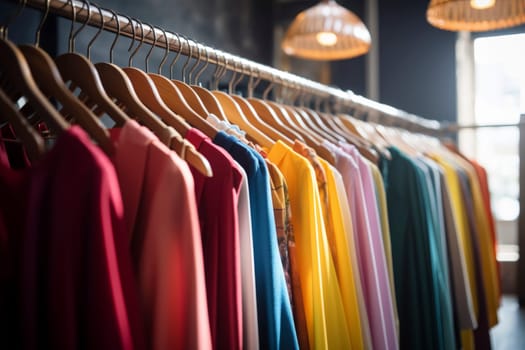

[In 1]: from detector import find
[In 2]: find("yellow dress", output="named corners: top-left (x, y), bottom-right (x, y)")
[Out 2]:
top-left (268, 141), bottom-right (353, 349)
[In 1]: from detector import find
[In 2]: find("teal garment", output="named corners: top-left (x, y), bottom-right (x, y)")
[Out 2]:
top-left (381, 147), bottom-right (442, 350)
top-left (416, 158), bottom-right (457, 350)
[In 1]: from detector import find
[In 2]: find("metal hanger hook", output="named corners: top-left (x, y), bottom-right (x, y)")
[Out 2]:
top-left (1, 0), bottom-right (27, 40)
top-left (120, 13), bottom-right (135, 60)
top-left (168, 31), bottom-right (183, 79)
top-left (230, 59), bottom-right (245, 95)
top-left (210, 49), bottom-right (222, 89)
top-left (144, 22), bottom-right (157, 73)
top-left (188, 42), bottom-right (202, 84)
top-left (227, 56), bottom-right (239, 95)
top-left (70, 0), bottom-right (91, 52)
top-left (262, 75), bottom-right (275, 100)
top-left (34, 0), bottom-right (50, 47)
top-left (181, 36), bottom-right (194, 83)
top-left (194, 45), bottom-right (209, 86)
top-left (216, 53), bottom-right (229, 90)
top-left (158, 27), bottom-right (170, 75)
top-left (104, 7), bottom-right (120, 64)
top-left (87, 3), bottom-right (105, 60)
top-left (128, 17), bottom-right (144, 67)
top-left (250, 67), bottom-right (263, 98)
top-left (67, 0), bottom-right (78, 52)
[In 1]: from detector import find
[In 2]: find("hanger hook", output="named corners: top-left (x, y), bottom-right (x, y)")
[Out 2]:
top-left (181, 36), bottom-right (194, 83)
top-left (250, 67), bottom-right (263, 98)
top-left (188, 42), bottom-right (202, 84)
top-left (158, 27), bottom-right (170, 75)
top-left (34, 0), bottom-right (50, 47)
top-left (144, 22), bottom-right (157, 73)
top-left (230, 59), bottom-right (245, 95)
top-left (87, 3), bottom-right (105, 60)
top-left (213, 51), bottom-right (228, 90)
top-left (129, 17), bottom-right (144, 67)
top-left (169, 31), bottom-right (183, 79)
top-left (210, 49), bottom-right (222, 90)
top-left (227, 57), bottom-right (238, 95)
top-left (216, 53), bottom-right (229, 90)
top-left (104, 7), bottom-right (120, 64)
top-left (71, 0), bottom-right (91, 52)
top-left (66, 0), bottom-right (78, 52)
top-left (1, 0), bottom-right (26, 40)
top-left (314, 95), bottom-right (322, 112)
top-left (119, 13), bottom-right (135, 59)
top-left (262, 75), bottom-right (275, 100)
top-left (194, 45), bottom-right (209, 86)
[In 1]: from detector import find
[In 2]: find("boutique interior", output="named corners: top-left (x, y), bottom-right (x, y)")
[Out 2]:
top-left (0, 0), bottom-right (524, 349)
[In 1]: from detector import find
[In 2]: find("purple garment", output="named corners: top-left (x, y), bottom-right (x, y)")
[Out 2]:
top-left (324, 141), bottom-right (398, 350)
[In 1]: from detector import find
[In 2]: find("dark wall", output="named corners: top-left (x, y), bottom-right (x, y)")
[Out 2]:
top-left (330, 0), bottom-right (367, 97)
top-left (378, 1), bottom-right (457, 122)
top-left (0, 0), bottom-right (273, 76)
top-left (330, 0), bottom-right (458, 122)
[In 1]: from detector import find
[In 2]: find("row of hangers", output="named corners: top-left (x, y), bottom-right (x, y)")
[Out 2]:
top-left (0, 0), bottom-right (438, 176)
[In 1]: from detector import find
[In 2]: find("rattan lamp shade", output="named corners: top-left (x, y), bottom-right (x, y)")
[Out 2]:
top-left (281, 0), bottom-right (371, 61)
top-left (427, 0), bottom-right (525, 31)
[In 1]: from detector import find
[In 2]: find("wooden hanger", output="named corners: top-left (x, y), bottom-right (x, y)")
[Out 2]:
top-left (0, 38), bottom-right (68, 135)
top-left (294, 105), bottom-right (337, 143)
top-left (202, 56), bottom-right (274, 148)
top-left (215, 92), bottom-right (275, 148)
top-left (304, 102), bottom-right (344, 143)
top-left (188, 48), bottom-right (229, 121)
top-left (92, 12), bottom-right (173, 145)
top-left (280, 105), bottom-right (336, 164)
top-left (20, 45), bottom-right (115, 155)
top-left (14, 0), bottom-right (113, 155)
top-left (192, 85), bottom-right (228, 120)
top-left (317, 111), bottom-right (379, 163)
top-left (264, 100), bottom-right (306, 142)
top-left (120, 21), bottom-right (213, 176)
top-left (339, 114), bottom-right (392, 159)
top-left (170, 38), bottom-right (209, 118)
top-left (97, 63), bottom-right (174, 143)
top-left (145, 29), bottom-right (218, 138)
top-left (0, 88), bottom-right (45, 162)
top-left (54, 3), bottom-right (128, 128)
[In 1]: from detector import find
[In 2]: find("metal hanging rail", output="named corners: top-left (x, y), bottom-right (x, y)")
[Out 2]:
top-left (17, 0), bottom-right (443, 134)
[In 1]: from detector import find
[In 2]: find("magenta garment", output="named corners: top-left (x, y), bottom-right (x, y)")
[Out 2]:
top-left (186, 128), bottom-right (244, 350)
top-left (110, 121), bottom-right (212, 350)
top-left (326, 141), bottom-right (399, 350)
top-left (0, 126), bottom-right (135, 350)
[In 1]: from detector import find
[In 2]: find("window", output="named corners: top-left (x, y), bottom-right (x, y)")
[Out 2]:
top-left (459, 33), bottom-right (525, 262)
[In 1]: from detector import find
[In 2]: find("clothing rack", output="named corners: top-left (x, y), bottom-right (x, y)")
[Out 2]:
top-left (13, 0), bottom-right (446, 135)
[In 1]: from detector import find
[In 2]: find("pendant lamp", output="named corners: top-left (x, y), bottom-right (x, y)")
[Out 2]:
top-left (281, 0), bottom-right (371, 61)
top-left (427, 0), bottom-right (525, 31)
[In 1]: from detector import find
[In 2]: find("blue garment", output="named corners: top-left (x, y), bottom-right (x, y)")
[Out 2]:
top-left (214, 131), bottom-right (299, 350)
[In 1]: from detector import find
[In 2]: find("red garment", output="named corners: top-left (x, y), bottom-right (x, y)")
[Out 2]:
top-left (110, 121), bottom-right (212, 350)
top-left (470, 160), bottom-right (501, 300)
top-left (0, 126), bottom-right (134, 349)
top-left (186, 128), bottom-right (243, 350)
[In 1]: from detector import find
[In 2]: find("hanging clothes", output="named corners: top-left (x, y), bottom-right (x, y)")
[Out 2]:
top-left (213, 131), bottom-right (299, 350)
top-left (0, 126), bottom-right (137, 350)
top-left (186, 128), bottom-right (244, 350)
top-left (110, 120), bottom-right (211, 350)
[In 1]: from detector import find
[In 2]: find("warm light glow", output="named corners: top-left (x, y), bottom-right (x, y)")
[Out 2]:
top-left (470, 0), bottom-right (496, 9)
top-left (316, 32), bottom-right (338, 46)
